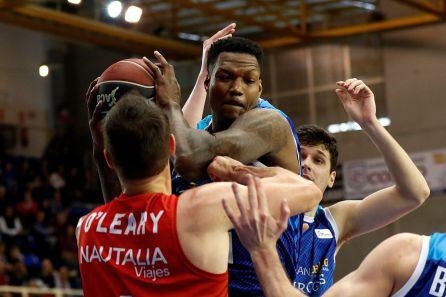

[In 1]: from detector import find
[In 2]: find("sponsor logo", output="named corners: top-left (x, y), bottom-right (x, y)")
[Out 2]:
top-left (315, 229), bottom-right (333, 239)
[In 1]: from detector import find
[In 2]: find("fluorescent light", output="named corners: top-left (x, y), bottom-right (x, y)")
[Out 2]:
top-left (39, 65), bottom-right (49, 77)
top-left (178, 32), bottom-right (208, 42)
top-left (327, 117), bottom-right (391, 134)
top-left (67, 0), bottom-right (82, 4)
top-left (107, 1), bottom-right (122, 18)
top-left (125, 6), bottom-right (142, 23)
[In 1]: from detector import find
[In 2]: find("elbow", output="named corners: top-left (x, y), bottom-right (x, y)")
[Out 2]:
top-left (174, 154), bottom-right (206, 182)
top-left (413, 183), bottom-right (430, 205)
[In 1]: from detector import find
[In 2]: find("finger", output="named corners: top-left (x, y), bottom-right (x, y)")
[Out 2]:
top-left (335, 89), bottom-right (349, 106)
top-left (255, 176), bottom-right (268, 215)
top-left (344, 78), bottom-right (357, 87)
top-left (248, 175), bottom-right (259, 215)
top-left (211, 23), bottom-right (236, 41)
top-left (154, 51), bottom-right (175, 76)
top-left (90, 99), bottom-right (104, 126)
top-left (154, 51), bottom-right (169, 66)
top-left (86, 77), bottom-right (99, 100)
top-left (87, 85), bottom-right (99, 119)
top-left (143, 56), bottom-right (162, 79)
top-left (222, 197), bottom-right (239, 227)
top-left (353, 83), bottom-right (366, 95)
top-left (278, 199), bottom-right (290, 233)
top-left (336, 81), bottom-right (345, 88)
top-left (348, 80), bottom-right (362, 92)
top-left (232, 182), bottom-right (248, 219)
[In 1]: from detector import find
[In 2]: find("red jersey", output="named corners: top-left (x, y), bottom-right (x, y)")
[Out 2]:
top-left (77, 192), bottom-right (228, 297)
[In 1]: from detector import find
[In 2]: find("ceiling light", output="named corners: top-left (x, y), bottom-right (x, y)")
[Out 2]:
top-left (107, 1), bottom-right (122, 18)
top-left (39, 65), bottom-right (49, 77)
top-left (67, 0), bottom-right (82, 4)
top-left (125, 6), bottom-right (143, 23)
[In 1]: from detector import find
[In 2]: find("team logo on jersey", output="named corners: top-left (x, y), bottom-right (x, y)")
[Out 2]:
top-left (315, 229), bottom-right (333, 239)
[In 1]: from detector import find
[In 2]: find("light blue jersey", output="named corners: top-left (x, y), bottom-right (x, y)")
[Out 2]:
top-left (172, 98), bottom-right (302, 296)
top-left (293, 206), bottom-right (339, 296)
top-left (393, 233), bottom-right (446, 297)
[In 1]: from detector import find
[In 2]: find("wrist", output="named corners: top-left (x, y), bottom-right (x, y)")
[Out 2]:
top-left (360, 116), bottom-right (381, 132)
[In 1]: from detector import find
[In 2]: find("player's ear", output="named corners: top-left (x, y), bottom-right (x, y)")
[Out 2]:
top-left (258, 79), bottom-right (263, 96)
top-left (103, 149), bottom-right (114, 170)
top-left (169, 134), bottom-right (176, 156)
top-left (204, 75), bottom-right (210, 92)
top-left (327, 171), bottom-right (336, 188)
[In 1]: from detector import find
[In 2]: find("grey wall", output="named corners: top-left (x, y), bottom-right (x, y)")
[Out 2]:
top-left (0, 23), bottom-right (51, 156)
top-left (334, 23), bottom-right (446, 279)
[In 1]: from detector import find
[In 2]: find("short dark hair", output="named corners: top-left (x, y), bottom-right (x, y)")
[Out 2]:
top-left (297, 124), bottom-right (339, 172)
top-left (103, 91), bottom-right (170, 180)
top-left (207, 37), bottom-right (264, 73)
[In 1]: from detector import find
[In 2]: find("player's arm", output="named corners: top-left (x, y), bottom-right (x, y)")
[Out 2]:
top-left (324, 233), bottom-right (421, 297)
top-left (221, 175), bottom-right (306, 297)
top-left (329, 79), bottom-right (430, 243)
top-left (182, 161), bottom-right (322, 231)
top-left (85, 78), bottom-right (121, 203)
top-left (144, 52), bottom-right (297, 181)
top-left (182, 23), bottom-right (236, 127)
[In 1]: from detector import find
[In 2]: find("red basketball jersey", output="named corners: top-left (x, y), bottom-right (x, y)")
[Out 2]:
top-left (77, 192), bottom-right (228, 296)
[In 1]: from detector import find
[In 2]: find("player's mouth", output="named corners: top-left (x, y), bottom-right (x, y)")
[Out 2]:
top-left (223, 98), bottom-right (245, 108)
top-left (303, 174), bottom-right (314, 181)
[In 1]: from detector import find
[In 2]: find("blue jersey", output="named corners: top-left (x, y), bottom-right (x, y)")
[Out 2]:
top-left (393, 233), bottom-right (446, 297)
top-left (172, 98), bottom-right (302, 296)
top-left (293, 206), bottom-right (339, 296)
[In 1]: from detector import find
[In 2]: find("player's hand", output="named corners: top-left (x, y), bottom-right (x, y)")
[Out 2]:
top-left (200, 23), bottom-right (236, 73)
top-left (222, 175), bottom-right (290, 252)
top-left (85, 77), bottom-right (104, 153)
top-left (143, 51), bottom-right (181, 108)
top-left (207, 156), bottom-right (244, 182)
top-left (335, 78), bottom-right (377, 127)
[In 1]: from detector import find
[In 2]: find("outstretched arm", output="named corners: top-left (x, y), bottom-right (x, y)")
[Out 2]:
top-left (324, 233), bottom-right (421, 297)
top-left (223, 177), bottom-right (305, 297)
top-left (144, 52), bottom-right (297, 181)
top-left (329, 79), bottom-right (430, 243)
top-left (85, 78), bottom-right (121, 203)
top-left (182, 23), bottom-right (236, 127)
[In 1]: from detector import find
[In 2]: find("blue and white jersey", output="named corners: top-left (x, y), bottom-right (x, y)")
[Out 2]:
top-left (393, 233), bottom-right (446, 297)
top-left (293, 206), bottom-right (339, 296)
top-left (172, 98), bottom-right (302, 296)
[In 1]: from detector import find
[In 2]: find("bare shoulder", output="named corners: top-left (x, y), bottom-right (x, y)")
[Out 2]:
top-left (177, 182), bottom-right (235, 231)
top-left (378, 233), bottom-right (423, 294)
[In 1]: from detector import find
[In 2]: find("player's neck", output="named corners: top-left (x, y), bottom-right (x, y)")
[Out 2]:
top-left (120, 165), bottom-right (172, 196)
top-left (211, 117), bottom-right (233, 132)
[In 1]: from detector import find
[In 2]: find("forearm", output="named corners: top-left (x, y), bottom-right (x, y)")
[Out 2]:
top-left (163, 103), bottom-right (215, 181)
top-left (93, 149), bottom-right (121, 203)
top-left (250, 248), bottom-right (303, 297)
top-left (182, 71), bottom-right (207, 128)
top-left (362, 118), bottom-right (429, 202)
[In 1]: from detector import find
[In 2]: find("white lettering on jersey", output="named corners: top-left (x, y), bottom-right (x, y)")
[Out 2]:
top-left (429, 266), bottom-right (446, 296)
top-left (137, 212), bottom-right (147, 235)
top-left (79, 245), bottom-right (168, 266)
top-left (84, 212), bottom-right (97, 232)
top-left (150, 211), bottom-right (164, 234)
top-left (96, 212), bottom-right (107, 233)
top-left (124, 213), bottom-right (137, 235)
top-left (315, 229), bottom-right (333, 239)
top-left (110, 213), bottom-right (126, 234)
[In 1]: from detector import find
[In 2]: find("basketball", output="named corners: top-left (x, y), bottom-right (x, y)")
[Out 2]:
top-left (96, 58), bottom-right (156, 116)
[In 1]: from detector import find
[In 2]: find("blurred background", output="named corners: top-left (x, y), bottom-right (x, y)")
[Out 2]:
top-left (0, 0), bottom-right (445, 295)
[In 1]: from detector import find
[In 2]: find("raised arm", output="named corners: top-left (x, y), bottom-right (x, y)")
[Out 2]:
top-left (182, 23), bottom-right (236, 127)
top-left (85, 78), bottom-right (121, 203)
top-left (329, 79), bottom-right (430, 243)
top-left (144, 52), bottom-right (298, 181)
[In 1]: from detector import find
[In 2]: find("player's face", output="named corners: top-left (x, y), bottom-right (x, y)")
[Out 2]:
top-left (301, 144), bottom-right (336, 194)
top-left (207, 52), bottom-right (262, 125)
